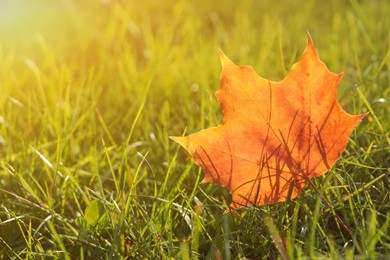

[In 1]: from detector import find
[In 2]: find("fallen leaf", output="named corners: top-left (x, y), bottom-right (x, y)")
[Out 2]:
top-left (171, 37), bottom-right (366, 210)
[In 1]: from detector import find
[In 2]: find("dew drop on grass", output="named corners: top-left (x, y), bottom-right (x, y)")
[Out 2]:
top-left (372, 98), bottom-right (386, 104)
top-left (0, 136), bottom-right (6, 145)
top-left (191, 83), bottom-right (199, 92)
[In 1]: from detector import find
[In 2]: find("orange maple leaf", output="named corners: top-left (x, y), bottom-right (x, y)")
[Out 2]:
top-left (171, 37), bottom-right (366, 210)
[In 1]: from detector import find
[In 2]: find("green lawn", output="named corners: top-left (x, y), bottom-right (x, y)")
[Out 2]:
top-left (0, 0), bottom-right (389, 258)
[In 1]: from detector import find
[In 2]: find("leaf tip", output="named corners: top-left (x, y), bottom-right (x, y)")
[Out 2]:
top-left (170, 136), bottom-right (189, 149)
top-left (360, 112), bottom-right (369, 121)
top-left (302, 32), bottom-right (320, 62)
top-left (306, 33), bottom-right (316, 51)
top-left (169, 135), bottom-right (183, 143)
top-left (218, 49), bottom-right (235, 67)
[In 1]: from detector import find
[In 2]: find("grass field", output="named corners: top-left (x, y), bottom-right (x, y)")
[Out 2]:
top-left (0, 0), bottom-right (389, 258)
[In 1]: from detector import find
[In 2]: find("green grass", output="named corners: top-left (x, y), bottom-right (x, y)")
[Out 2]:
top-left (0, 0), bottom-right (389, 258)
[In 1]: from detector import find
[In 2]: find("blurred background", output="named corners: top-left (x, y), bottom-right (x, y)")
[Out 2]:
top-left (0, 0), bottom-right (388, 257)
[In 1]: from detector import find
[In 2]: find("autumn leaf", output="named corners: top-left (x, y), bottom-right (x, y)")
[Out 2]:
top-left (171, 37), bottom-right (366, 210)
